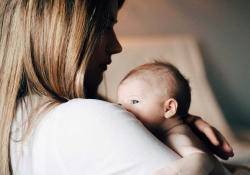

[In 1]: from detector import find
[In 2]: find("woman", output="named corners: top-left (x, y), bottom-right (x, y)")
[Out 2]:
top-left (0, 0), bottom-right (234, 174)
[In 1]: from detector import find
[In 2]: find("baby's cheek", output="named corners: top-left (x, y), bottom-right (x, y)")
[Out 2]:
top-left (126, 106), bottom-right (159, 130)
top-left (144, 107), bottom-right (164, 125)
top-left (124, 106), bottom-right (140, 117)
top-left (126, 107), bottom-right (146, 122)
top-left (136, 110), bottom-right (156, 126)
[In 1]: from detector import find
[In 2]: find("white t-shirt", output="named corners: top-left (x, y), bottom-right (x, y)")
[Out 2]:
top-left (11, 98), bottom-right (180, 175)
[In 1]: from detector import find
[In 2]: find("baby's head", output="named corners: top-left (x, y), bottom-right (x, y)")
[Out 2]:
top-left (117, 61), bottom-right (191, 134)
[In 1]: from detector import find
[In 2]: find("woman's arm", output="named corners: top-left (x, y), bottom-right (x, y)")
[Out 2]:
top-left (185, 114), bottom-right (234, 160)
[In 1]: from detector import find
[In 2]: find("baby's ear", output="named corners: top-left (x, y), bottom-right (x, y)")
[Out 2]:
top-left (164, 98), bottom-right (178, 119)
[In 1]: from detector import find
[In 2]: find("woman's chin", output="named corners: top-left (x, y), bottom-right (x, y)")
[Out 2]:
top-left (85, 72), bottom-right (103, 88)
top-left (84, 69), bottom-right (105, 98)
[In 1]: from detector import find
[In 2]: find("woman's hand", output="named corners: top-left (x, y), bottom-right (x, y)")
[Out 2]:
top-left (184, 114), bottom-right (234, 160)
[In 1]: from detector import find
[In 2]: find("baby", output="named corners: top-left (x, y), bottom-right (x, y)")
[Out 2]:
top-left (117, 61), bottom-right (225, 175)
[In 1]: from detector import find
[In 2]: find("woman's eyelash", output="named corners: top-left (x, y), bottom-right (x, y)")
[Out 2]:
top-left (132, 100), bottom-right (139, 104)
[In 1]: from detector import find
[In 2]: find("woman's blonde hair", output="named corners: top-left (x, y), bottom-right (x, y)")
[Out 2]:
top-left (0, 0), bottom-right (124, 174)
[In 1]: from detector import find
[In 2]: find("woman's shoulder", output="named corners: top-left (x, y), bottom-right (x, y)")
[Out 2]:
top-left (60, 98), bottom-right (115, 109)
top-left (20, 98), bottom-right (179, 175)
top-left (51, 98), bottom-right (136, 125)
top-left (56, 98), bottom-right (129, 117)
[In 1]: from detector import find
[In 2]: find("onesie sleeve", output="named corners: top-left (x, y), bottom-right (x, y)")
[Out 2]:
top-left (44, 99), bottom-right (180, 175)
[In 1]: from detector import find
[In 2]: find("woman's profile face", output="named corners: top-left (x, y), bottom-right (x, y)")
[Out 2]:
top-left (84, 0), bottom-right (122, 93)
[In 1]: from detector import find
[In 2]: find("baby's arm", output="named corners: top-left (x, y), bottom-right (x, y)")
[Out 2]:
top-left (158, 124), bottom-right (214, 175)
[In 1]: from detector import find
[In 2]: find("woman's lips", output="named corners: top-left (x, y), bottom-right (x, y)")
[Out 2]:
top-left (99, 60), bottom-right (111, 71)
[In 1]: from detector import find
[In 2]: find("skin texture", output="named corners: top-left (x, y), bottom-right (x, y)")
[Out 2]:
top-left (185, 115), bottom-right (234, 160)
top-left (117, 79), bottom-right (167, 135)
top-left (161, 124), bottom-right (225, 175)
top-left (84, 0), bottom-right (122, 98)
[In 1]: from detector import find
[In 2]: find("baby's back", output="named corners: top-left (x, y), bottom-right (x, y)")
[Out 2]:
top-left (163, 124), bottom-right (225, 175)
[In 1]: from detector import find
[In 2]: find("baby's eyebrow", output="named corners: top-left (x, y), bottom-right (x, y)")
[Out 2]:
top-left (130, 94), bottom-right (141, 97)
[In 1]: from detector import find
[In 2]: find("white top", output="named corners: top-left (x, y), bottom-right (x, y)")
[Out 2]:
top-left (11, 98), bottom-right (180, 175)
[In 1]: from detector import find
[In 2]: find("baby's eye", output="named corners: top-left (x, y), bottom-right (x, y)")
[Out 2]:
top-left (132, 100), bottom-right (139, 104)
top-left (117, 103), bottom-right (122, 106)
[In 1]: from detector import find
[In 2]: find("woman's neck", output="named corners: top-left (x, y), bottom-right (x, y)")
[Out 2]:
top-left (85, 87), bottom-right (98, 99)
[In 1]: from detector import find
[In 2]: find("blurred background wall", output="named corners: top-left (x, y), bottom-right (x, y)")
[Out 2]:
top-left (115, 0), bottom-right (250, 135)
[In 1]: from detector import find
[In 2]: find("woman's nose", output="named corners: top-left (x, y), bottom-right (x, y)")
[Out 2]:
top-left (106, 31), bottom-right (122, 55)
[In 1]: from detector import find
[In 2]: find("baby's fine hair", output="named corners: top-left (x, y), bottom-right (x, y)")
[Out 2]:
top-left (120, 60), bottom-right (191, 116)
